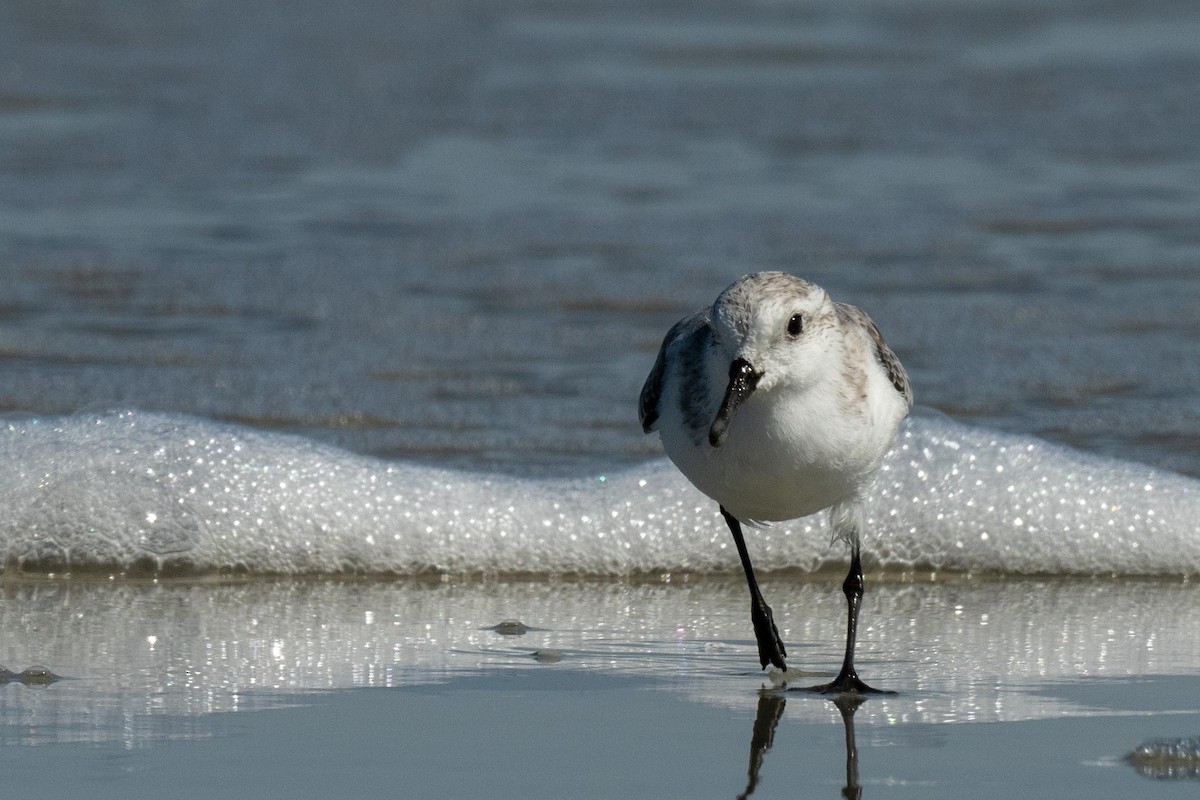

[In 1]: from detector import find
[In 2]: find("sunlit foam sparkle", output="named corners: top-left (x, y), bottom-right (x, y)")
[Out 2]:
top-left (0, 408), bottom-right (1196, 576)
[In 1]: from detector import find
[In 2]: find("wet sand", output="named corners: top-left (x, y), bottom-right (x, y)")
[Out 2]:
top-left (6, 670), bottom-right (1198, 799)
top-left (2, 576), bottom-right (1198, 797)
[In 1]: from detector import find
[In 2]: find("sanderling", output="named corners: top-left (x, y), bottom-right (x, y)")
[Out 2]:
top-left (639, 272), bottom-right (912, 693)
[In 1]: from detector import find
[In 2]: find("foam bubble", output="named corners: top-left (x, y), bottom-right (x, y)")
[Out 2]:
top-left (0, 409), bottom-right (1196, 575)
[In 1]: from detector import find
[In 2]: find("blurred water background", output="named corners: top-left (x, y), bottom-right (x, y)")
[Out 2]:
top-left (0, 0), bottom-right (1197, 478)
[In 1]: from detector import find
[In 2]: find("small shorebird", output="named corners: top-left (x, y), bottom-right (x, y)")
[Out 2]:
top-left (639, 272), bottom-right (912, 693)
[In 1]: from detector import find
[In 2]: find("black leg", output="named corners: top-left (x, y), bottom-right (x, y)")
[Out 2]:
top-left (806, 545), bottom-right (891, 694)
top-left (720, 506), bottom-right (787, 671)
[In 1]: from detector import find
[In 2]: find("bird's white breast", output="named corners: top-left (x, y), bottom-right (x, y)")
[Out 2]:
top-left (658, 357), bottom-right (905, 524)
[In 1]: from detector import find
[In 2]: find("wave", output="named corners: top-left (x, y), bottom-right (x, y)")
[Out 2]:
top-left (0, 409), bottom-right (1196, 576)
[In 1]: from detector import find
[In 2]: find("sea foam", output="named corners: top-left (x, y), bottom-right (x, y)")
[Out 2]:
top-left (0, 409), bottom-right (1196, 575)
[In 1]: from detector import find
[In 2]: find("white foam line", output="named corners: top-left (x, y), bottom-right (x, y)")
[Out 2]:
top-left (0, 409), bottom-right (1196, 575)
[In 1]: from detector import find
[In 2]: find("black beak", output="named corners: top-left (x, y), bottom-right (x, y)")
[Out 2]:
top-left (709, 358), bottom-right (762, 448)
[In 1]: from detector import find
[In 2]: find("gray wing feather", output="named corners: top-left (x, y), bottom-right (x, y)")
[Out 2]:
top-left (639, 311), bottom-right (708, 433)
top-left (836, 302), bottom-right (913, 408)
top-left (638, 345), bottom-right (667, 433)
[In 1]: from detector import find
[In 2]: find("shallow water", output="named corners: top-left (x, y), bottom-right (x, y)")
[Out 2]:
top-left (2, 0), bottom-right (1200, 796)
top-left (3, 576), bottom-right (1200, 797)
top-left (5, 574), bottom-right (1199, 729)
top-left (10, 672), bottom-right (1200, 799)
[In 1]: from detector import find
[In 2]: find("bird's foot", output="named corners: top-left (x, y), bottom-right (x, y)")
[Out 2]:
top-left (801, 666), bottom-right (894, 696)
top-left (750, 597), bottom-right (788, 671)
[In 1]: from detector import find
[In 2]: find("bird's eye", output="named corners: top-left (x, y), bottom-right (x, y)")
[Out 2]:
top-left (786, 313), bottom-right (803, 337)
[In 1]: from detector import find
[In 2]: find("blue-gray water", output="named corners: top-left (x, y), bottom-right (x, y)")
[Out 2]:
top-left (2, 0), bottom-right (1200, 797)
top-left (2, 0), bottom-right (1197, 476)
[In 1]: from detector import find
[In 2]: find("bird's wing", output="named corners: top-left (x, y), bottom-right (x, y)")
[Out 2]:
top-left (639, 310), bottom-right (708, 433)
top-left (835, 302), bottom-right (913, 408)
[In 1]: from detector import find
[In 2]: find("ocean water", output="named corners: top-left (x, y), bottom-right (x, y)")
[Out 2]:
top-left (2, 0), bottom-right (1197, 478)
top-left (1, 0), bottom-right (1199, 796)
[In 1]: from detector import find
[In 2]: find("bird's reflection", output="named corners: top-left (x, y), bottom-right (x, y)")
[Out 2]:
top-left (737, 689), bottom-right (868, 800)
top-left (832, 693), bottom-right (866, 800)
top-left (737, 690), bottom-right (787, 800)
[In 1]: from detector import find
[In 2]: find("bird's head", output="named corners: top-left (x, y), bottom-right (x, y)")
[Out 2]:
top-left (707, 272), bottom-right (837, 447)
